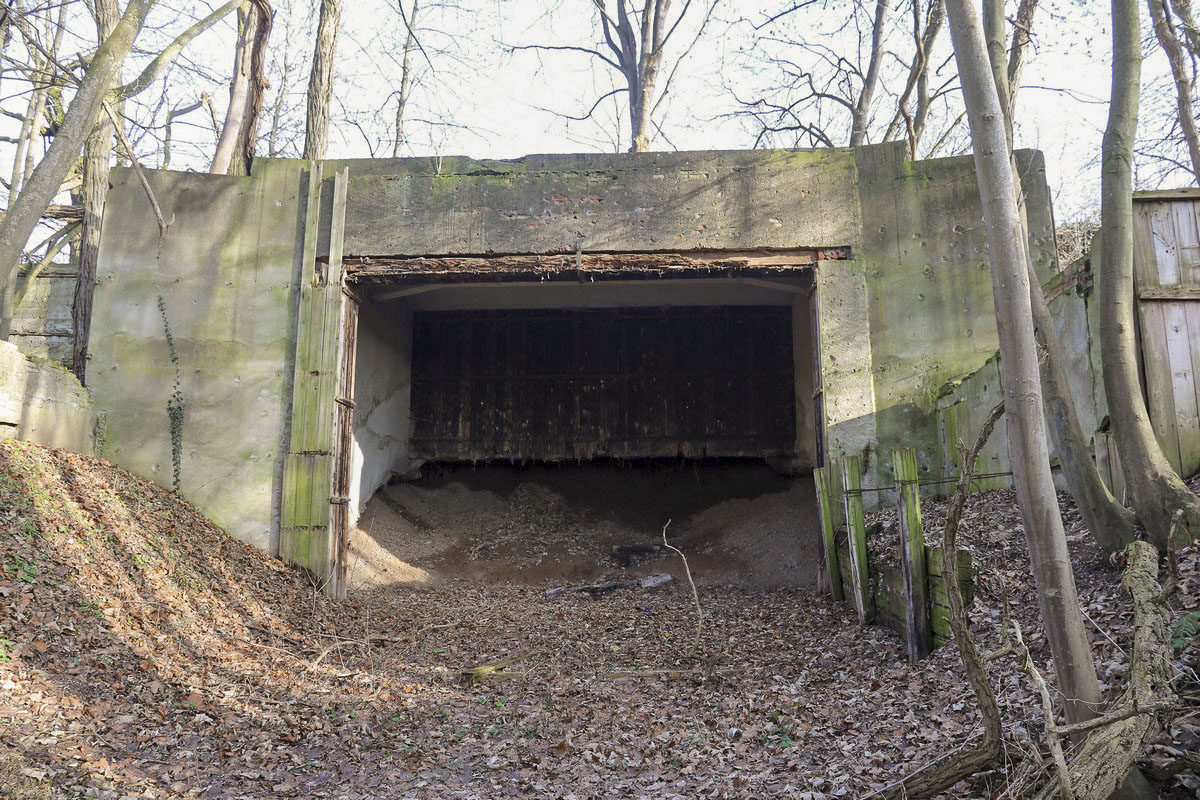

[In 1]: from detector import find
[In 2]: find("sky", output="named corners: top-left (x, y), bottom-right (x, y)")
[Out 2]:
top-left (1, 0), bottom-right (1192, 224)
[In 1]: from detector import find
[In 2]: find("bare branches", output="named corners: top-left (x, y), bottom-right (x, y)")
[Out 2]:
top-left (511, 0), bottom-right (718, 152)
top-left (112, 0), bottom-right (245, 101)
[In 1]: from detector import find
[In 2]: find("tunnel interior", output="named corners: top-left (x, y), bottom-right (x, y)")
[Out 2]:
top-left (342, 261), bottom-right (825, 589)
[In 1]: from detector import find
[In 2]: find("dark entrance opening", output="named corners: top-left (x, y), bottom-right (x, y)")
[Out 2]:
top-left (340, 249), bottom-right (838, 591)
top-left (409, 306), bottom-right (796, 462)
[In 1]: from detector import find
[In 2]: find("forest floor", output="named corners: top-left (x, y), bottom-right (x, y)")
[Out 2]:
top-left (0, 439), bottom-right (1197, 799)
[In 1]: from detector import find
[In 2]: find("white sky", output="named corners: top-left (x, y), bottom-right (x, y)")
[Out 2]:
top-left (2, 0), bottom-right (1193, 224)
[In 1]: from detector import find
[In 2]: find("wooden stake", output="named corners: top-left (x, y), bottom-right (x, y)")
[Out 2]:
top-left (841, 455), bottom-right (873, 623)
top-left (814, 465), bottom-right (844, 601)
top-left (893, 448), bottom-right (931, 661)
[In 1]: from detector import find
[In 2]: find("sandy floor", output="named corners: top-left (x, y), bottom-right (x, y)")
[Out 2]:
top-left (345, 461), bottom-right (823, 592)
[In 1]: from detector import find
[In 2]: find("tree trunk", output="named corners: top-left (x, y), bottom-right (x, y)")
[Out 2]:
top-left (1030, 279), bottom-right (1138, 553)
top-left (71, 0), bottom-right (120, 381)
top-left (1147, 0), bottom-right (1200, 181)
top-left (850, 0), bottom-right (890, 147)
top-left (392, 0), bottom-right (419, 157)
top-left (234, 0), bottom-right (272, 175)
top-left (0, 0), bottom-right (153, 341)
top-left (211, 7), bottom-right (254, 174)
top-left (981, 0), bottom-right (1137, 553)
top-left (211, 1), bottom-right (274, 176)
top-left (303, 0), bottom-right (342, 160)
top-left (946, 0), bottom-right (1103, 725)
top-left (1101, 0), bottom-right (1200, 550)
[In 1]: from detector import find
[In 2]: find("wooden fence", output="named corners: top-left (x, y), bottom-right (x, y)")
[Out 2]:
top-left (816, 449), bottom-right (974, 662)
top-left (1132, 189), bottom-right (1200, 480)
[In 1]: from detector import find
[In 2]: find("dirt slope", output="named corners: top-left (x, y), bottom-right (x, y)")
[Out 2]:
top-left (1, 439), bottom-right (1197, 799)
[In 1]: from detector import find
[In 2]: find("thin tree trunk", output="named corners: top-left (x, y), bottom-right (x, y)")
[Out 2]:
top-left (946, 0), bottom-right (1103, 725)
top-left (982, 0), bottom-right (1010, 138)
top-left (850, 0), bottom-right (890, 147)
top-left (234, 0), bottom-right (272, 175)
top-left (392, 0), bottom-right (419, 157)
top-left (71, 0), bottom-right (120, 381)
top-left (211, 7), bottom-right (254, 174)
top-left (1147, 0), bottom-right (1200, 181)
top-left (0, 0), bottom-right (153, 341)
top-left (983, 0), bottom-right (1138, 553)
top-left (1101, 0), bottom-right (1200, 550)
top-left (1006, 0), bottom-right (1039, 99)
top-left (883, 0), bottom-right (944, 155)
top-left (303, 0), bottom-right (341, 160)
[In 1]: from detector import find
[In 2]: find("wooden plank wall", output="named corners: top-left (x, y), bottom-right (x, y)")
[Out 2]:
top-left (1132, 192), bottom-right (1200, 478)
top-left (279, 166), bottom-right (353, 596)
top-left (409, 306), bottom-right (796, 461)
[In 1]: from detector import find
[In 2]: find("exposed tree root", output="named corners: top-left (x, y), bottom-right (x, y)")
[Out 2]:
top-left (1033, 539), bottom-right (1176, 800)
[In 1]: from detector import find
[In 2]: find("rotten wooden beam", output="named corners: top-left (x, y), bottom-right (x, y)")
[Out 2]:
top-left (343, 247), bottom-right (851, 283)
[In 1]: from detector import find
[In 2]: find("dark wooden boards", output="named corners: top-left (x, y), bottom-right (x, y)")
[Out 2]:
top-left (409, 306), bottom-right (797, 461)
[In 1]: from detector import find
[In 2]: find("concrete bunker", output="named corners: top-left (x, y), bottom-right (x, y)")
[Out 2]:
top-left (342, 250), bottom-right (836, 590)
top-left (79, 144), bottom-right (1062, 598)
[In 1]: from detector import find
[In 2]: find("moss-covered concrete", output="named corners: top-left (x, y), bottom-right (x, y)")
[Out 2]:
top-left (0, 339), bottom-right (92, 452)
top-left (88, 159), bottom-right (307, 551)
top-left (84, 143), bottom-right (1079, 558)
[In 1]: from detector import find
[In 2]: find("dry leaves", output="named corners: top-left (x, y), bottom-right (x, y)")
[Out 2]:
top-left (0, 439), bottom-right (1196, 798)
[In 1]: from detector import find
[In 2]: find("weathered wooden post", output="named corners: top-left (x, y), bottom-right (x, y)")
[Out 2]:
top-left (814, 465), bottom-right (843, 601)
top-left (893, 448), bottom-right (931, 661)
top-left (841, 455), bottom-right (873, 623)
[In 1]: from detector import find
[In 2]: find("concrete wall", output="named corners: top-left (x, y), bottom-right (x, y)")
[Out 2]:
top-left (0, 339), bottom-right (92, 452)
top-left (83, 144), bottom-right (1072, 551)
top-left (842, 144), bottom-right (1058, 497)
top-left (324, 149), bottom-right (860, 257)
top-left (11, 259), bottom-right (77, 366)
top-left (88, 160), bottom-right (307, 551)
top-left (348, 301), bottom-right (412, 525)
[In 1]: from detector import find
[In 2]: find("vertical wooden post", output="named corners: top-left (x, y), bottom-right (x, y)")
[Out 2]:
top-left (893, 448), bottom-right (931, 661)
top-left (841, 455), bottom-right (873, 623)
top-left (280, 165), bottom-right (353, 597)
top-left (814, 466), bottom-right (843, 601)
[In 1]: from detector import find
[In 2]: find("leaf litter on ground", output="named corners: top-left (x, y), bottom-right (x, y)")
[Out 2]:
top-left (0, 438), bottom-right (1196, 798)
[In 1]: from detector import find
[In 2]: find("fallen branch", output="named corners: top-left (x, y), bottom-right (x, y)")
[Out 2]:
top-left (661, 520), bottom-right (704, 659)
top-left (461, 652), bottom-right (537, 684)
top-left (544, 573), bottom-right (672, 598)
top-left (1033, 539), bottom-right (1177, 800)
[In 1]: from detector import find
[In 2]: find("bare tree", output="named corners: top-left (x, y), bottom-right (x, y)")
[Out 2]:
top-left (945, 0), bottom-right (1103, 726)
top-left (1100, 0), bottom-right (1200, 550)
top-left (733, 0), bottom-right (964, 156)
top-left (392, 0), bottom-right (419, 156)
top-left (303, 0), bottom-right (342, 160)
top-left (512, 0), bottom-right (720, 152)
top-left (0, 0), bottom-right (155, 342)
top-left (1146, 0), bottom-right (1200, 182)
top-left (980, 0), bottom-right (1138, 553)
top-left (212, 0), bottom-right (273, 175)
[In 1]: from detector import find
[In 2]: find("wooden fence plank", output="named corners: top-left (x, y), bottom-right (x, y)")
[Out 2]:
top-left (841, 455), bottom-right (873, 623)
top-left (1172, 199), bottom-right (1200, 286)
top-left (893, 448), bottom-right (930, 661)
top-left (814, 466), bottom-right (843, 601)
top-left (1149, 202), bottom-right (1181, 287)
top-left (1163, 302), bottom-right (1200, 474)
top-left (1139, 301), bottom-right (1184, 472)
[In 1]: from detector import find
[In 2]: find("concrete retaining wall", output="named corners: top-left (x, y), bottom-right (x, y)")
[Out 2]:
top-left (87, 160), bottom-right (307, 552)
top-left (82, 144), bottom-right (1075, 555)
top-left (0, 339), bottom-right (92, 452)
